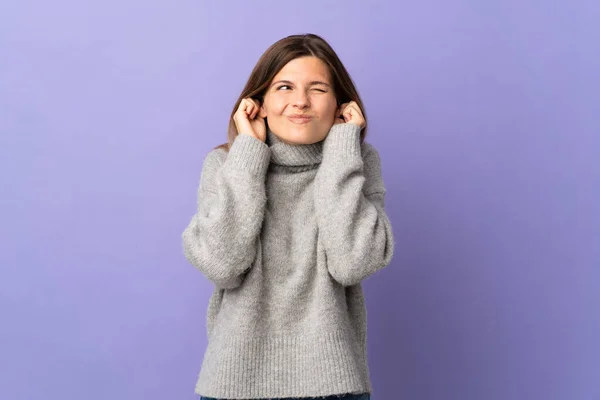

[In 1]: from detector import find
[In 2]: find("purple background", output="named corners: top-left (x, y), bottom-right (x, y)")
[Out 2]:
top-left (1, 1), bottom-right (599, 399)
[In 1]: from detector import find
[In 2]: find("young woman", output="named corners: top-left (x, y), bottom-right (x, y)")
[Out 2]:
top-left (182, 33), bottom-right (395, 400)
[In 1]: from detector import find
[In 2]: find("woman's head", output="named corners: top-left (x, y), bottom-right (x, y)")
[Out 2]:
top-left (219, 33), bottom-right (367, 150)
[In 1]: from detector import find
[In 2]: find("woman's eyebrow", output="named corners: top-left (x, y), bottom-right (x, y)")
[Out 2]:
top-left (271, 80), bottom-right (331, 87)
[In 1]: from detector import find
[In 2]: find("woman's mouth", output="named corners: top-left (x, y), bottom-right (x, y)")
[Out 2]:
top-left (287, 115), bottom-right (313, 124)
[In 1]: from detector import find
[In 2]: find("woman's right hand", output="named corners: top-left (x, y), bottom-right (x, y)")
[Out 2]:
top-left (233, 98), bottom-right (266, 142)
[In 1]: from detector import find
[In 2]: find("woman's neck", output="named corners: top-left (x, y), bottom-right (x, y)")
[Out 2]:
top-left (265, 128), bottom-right (323, 169)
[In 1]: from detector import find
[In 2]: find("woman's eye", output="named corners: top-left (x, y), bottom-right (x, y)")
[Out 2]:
top-left (276, 85), bottom-right (326, 93)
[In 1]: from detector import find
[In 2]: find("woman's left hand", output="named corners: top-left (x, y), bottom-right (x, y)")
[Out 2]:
top-left (334, 101), bottom-right (365, 129)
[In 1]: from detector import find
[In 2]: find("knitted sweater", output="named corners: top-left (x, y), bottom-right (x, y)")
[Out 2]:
top-left (181, 123), bottom-right (395, 399)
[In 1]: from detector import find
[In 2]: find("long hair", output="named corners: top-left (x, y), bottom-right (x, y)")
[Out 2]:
top-left (215, 33), bottom-right (368, 151)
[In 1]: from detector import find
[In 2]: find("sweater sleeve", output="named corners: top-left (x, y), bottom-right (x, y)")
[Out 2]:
top-left (181, 134), bottom-right (270, 289)
top-left (313, 123), bottom-right (395, 286)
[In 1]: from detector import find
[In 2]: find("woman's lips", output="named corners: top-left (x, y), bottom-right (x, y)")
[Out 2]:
top-left (287, 115), bottom-right (313, 124)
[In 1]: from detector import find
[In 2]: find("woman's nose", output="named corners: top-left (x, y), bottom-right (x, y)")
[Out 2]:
top-left (292, 91), bottom-right (310, 108)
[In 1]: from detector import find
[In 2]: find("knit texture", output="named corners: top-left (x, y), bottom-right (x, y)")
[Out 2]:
top-left (182, 123), bottom-right (395, 399)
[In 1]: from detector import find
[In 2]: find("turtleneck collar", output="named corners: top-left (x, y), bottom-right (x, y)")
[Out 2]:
top-left (265, 127), bottom-right (323, 169)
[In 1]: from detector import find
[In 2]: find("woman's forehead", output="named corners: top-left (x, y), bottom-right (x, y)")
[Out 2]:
top-left (273, 56), bottom-right (331, 82)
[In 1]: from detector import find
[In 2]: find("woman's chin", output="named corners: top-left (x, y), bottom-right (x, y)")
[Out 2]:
top-left (280, 126), bottom-right (327, 145)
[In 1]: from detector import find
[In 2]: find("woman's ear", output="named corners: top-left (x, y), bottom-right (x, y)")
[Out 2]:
top-left (259, 105), bottom-right (267, 118)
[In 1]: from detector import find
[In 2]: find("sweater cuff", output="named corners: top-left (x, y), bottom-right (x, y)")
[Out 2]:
top-left (225, 134), bottom-right (271, 176)
top-left (322, 123), bottom-right (362, 162)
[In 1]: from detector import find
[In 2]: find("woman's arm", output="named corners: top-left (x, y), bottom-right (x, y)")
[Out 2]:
top-left (314, 123), bottom-right (395, 286)
top-left (182, 134), bottom-right (270, 289)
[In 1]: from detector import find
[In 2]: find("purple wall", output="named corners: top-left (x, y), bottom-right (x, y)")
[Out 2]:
top-left (1, 1), bottom-right (598, 399)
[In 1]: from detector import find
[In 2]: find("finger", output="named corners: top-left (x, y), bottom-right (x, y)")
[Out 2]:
top-left (246, 103), bottom-right (255, 118)
top-left (337, 103), bottom-right (348, 115)
top-left (344, 102), bottom-right (363, 117)
top-left (240, 99), bottom-right (254, 116)
top-left (342, 107), bottom-right (354, 120)
top-left (345, 103), bottom-right (358, 113)
top-left (250, 99), bottom-right (262, 119)
top-left (345, 105), bottom-right (362, 121)
top-left (350, 103), bottom-right (364, 118)
top-left (251, 103), bottom-right (259, 119)
top-left (236, 99), bottom-right (247, 113)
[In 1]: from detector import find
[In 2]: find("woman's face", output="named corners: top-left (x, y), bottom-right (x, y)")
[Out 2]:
top-left (259, 56), bottom-right (338, 145)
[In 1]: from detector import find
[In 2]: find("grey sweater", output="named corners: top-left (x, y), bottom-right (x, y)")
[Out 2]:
top-left (182, 123), bottom-right (395, 399)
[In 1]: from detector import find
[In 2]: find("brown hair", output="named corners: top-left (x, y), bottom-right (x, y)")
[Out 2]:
top-left (215, 33), bottom-right (368, 151)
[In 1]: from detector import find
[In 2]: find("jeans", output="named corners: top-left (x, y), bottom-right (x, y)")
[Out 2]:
top-left (200, 394), bottom-right (370, 400)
